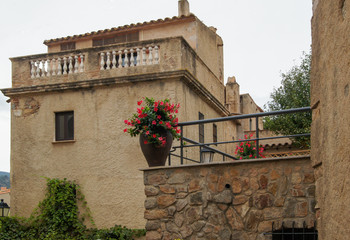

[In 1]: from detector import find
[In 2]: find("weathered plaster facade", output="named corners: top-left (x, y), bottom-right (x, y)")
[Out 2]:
top-left (311, 0), bottom-right (350, 238)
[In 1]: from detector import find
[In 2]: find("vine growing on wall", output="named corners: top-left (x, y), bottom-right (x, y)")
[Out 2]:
top-left (0, 178), bottom-right (145, 240)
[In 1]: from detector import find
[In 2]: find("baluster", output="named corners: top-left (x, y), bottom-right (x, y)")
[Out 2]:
top-left (36, 60), bottom-right (40, 78)
top-left (142, 47), bottom-right (147, 65)
top-left (112, 51), bottom-right (117, 69)
top-left (130, 49), bottom-right (134, 67)
top-left (79, 54), bottom-right (84, 72)
top-left (57, 58), bottom-right (62, 75)
top-left (41, 60), bottom-right (46, 77)
top-left (106, 52), bottom-right (111, 70)
top-left (30, 61), bottom-right (35, 78)
top-left (74, 55), bottom-right (79, 73)
top-left (124, 49), bottom-right (129, 68)
top-left (118, 50), bottom-right (122, 68)
top-left (136, 48), bottom-right (141, 66)
top-left (63, 57), bottom-right (68, 74)
top-left (68, 56), bottom-right (73, 74)
top-left (154, 46), bottom-right (159, 64)
top-left (148, 47), bottom-right (153, 65)
top-left (100, 52), bottom-right (105, 70)
top-left (46, 59), bottom-right (51, 77)
top-left (51, 59), bottom-right (56, 76)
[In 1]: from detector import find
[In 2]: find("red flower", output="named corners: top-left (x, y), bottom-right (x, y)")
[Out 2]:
top-left (157, 115), bottom-right (162, 119)
top-left (146, 131), bottom-right (150, 135)
top-left (152, 120), bottom-right (156, 125)
top-left (137, 100), bottom-right (143, 105)
top-left (154, 108), bottom-right (158, 112)
top-left (144, 140), bottom-right (148, 144)
top-left (123, 128), bottom-right (127, 133)
top-left (152, 134), bottom-right (157, 138)
top-left (124, 120), bottom-right (128, 124)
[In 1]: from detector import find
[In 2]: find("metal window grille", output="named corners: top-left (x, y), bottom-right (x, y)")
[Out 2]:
top-left (264, 221), bottom-right (318, 240)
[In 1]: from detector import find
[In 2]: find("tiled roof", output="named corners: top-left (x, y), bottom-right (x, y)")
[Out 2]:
top-left (44, 14), bottom-right (196, 45)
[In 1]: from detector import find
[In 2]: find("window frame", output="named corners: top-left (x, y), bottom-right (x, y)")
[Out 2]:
top-left (55, 111), bottom-right (74, 141)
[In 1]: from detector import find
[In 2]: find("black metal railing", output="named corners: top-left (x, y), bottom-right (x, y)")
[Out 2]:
top-left (264, 221), bottom-right (318, 239)
top-left (169, 107), bottom-right (311, 165)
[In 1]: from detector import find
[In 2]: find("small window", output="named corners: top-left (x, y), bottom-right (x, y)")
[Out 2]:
top-left (213, 124), bottom-right (217, 145)
top-left (199, 112), bottom-right (204, 143)
top-left (60, 42), bottom-right (76, 51)
top-left (55, 111), bottom-right (74, 141)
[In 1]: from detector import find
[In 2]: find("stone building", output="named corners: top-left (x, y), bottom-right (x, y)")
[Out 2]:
top-left (1, 0), bottom-right (263, 228)
top-left (311, 0), bottom-right (350, 239)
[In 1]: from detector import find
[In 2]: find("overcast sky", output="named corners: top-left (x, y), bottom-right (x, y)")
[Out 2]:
top-left (0, 0), bottom-right (312, 172)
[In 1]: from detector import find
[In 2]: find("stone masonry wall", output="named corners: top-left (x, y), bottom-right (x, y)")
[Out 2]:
top-left (142, 157), bottom-right (315, 240)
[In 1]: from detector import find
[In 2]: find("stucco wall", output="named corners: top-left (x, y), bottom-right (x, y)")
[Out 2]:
top-left (142, 157), bottom-right (315, 240)
top-left (9, 75), bottom-right (232, 228)
top-left (311, 0), bottom-right (350, 238)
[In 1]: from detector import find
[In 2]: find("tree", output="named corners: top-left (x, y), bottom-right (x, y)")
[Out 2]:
top-left (264, 52), bottom-right (311, 148)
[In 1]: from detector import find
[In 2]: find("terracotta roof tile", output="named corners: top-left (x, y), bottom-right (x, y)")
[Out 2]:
top-left (44, 14), bottom-right (196, 45)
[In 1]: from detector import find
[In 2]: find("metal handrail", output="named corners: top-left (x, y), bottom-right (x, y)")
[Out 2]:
top-left (170, 107), bottom-right (311, 165)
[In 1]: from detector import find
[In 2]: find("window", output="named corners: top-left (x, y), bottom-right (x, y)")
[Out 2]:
top-left (213, 124), bottom-right (217, 145)
top-left (93, 31), bottom-right (139, 47)
top-left (55, 111), bottom-right (74, 141)
top-left (60, 42), bottom-right (76, 51)
top-left (199, 112), bottom-right (204, 143)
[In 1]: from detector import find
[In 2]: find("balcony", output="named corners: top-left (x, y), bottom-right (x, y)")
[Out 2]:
top-left (7, 37), bottom-right (225, 104)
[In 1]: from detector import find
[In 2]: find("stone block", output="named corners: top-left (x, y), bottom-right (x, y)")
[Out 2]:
top-left (245, 210), bottom-right (262, 231)
top-left (189, 192), bottom-right (203, 205)
top-left (185, 207), bottom-right (201, 224)
top-left (168, 206), bottom-right (176, 216)
top-left (295, 201), bottom-right (308, 217)
top-left (160, 184), bottom-right (176, 194)
top-left (145, 220), bottom-right (161, 231)
top-left (259, 175), bottom-right (268, 189)
top-left (267, 182), bottom-right (278, 196)
top-left (174, 212), bottom-right (184, 227)
top-left (180, 224), bottom-right (193, 238)
top-left (144, 209), bottom-right (168, 220)
top-left (263, 207), bottom-right (282, 220)
top-left (274, 196), bottom-right (285, 207)
top-left (232, 195), bottom-right (248, 205)
top-left (168, 172), bottom-right (188, 184)
top-left (189, 179), bottom-right (201, 192)
top-left (258, 220), bottom-right (274, 233)
top-left (145, 186), bottom-right (159, 196)
top-left (226, 207), bottom-right (244, 230)
top-left (157, 195), bottom-right (176, 208)
top-left (208, 173), bottom-right (218, 183)
top-left (146, 173), bottom-right (167, 185)
top-left (176, 198), bottom-right (188, 211)
top-left (250, 177), bottom-right (259, 191)
top-left (291, 172), bottom-right (302, 184)
top-left (146, 231), bottom-right (162, 240)
top-left (232, 178), bottom-right (242, 193)
top-left (145, 197), bottom-right (157, 209)
top-left (303, 173), bottom-right (315, 183)
top-left (213, 189), bottom-right (232, 204)
top-left (254, 194), bottom-right (273, 209)
top-left (259, 167), bottom-right (269, 174)
top-left (270, 169), bottom-right (281, 180)
top-left (218, 228), bottom-right (232, 240)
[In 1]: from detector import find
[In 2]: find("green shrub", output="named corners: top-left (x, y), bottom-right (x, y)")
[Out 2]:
top-left (0, 178), bottom-right (146, 240)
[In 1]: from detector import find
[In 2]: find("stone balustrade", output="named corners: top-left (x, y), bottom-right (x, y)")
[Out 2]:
top-left (30, 54), bottom-right (84, 78)
top-left (99, 46), bottom-right (159, 70)
top-left (142, 157), bottom-right (315, 240)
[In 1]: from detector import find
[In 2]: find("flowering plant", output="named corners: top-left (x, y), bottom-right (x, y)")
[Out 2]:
top-left (124, 97), bottom-right (181, 146)
top-left (235, 133), bottom-right (265, 159)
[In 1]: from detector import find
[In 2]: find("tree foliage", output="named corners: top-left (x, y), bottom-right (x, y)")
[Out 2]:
top-left (264, 52), bottom-right (311, 148)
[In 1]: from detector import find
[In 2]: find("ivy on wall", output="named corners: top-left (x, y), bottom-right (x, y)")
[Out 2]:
top-left (0, 178), bottom-right (145, 240)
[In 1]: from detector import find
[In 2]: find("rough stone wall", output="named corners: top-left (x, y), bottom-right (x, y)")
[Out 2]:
top-left (311, 0), bottom-right (350, 238)
top-left (142, 157), bottom-right (315, 240)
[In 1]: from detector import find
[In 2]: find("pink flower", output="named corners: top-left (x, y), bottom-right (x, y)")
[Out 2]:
top-left (152, 134), bottom-right (157, 138)
top-left (154, 102), bottom-right (158, 107)
top-left (124, 120), bottom-right (128, 124)
top-left (152, 120), bottom-right (157, 125)
top-left (158, 137), bottom-right (163, 141)
top-left (154, 108), bottom-right (158, 112)
top-left (249, 154), bottom-right (252, 158)
top-left (137, 100), bottom-right (143, 106)
top-left (123, 129), bottom-right (127, 133)
top-left (157, 115), bottom-right (162, 119)
top-left (160, 101), bottom-right (164, 106)
top-left (146, 131), bottom-right (150, 135)
top-left (159, 121), bottom-right (163, 124)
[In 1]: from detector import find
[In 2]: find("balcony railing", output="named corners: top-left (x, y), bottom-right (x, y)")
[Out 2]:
top-left (169, 107), bottom-right (311, 165)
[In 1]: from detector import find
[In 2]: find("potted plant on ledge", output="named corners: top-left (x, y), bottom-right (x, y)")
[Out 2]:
top-left (124, 97), bottom-right (181, 167)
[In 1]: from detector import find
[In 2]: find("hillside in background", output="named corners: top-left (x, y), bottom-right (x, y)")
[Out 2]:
top-left (0, 171), bottom-right (10, 189)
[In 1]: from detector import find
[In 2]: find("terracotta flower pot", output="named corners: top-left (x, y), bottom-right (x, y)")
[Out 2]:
top-left (139, 131), bottom-right (173, 167)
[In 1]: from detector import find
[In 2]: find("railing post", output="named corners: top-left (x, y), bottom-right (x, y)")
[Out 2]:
top-left (168, 152), bottom-right (171, 166)
top-left (256, 116), bottom-right (259, 158)
top-left (180, 126), bottom-right (184, 165)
